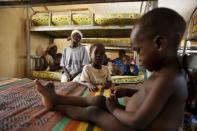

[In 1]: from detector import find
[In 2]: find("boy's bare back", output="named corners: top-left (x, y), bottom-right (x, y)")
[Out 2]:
top-left (126, 67), bottom-right (187, 131)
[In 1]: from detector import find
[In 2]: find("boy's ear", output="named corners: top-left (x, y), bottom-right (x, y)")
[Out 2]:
top-left (153, 35), bottom-right (167, 52)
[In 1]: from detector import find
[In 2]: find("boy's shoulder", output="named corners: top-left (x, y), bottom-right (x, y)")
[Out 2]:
top-left (83, 64), bottom-right (92, 70)
top-left (146, 70), bottom-right (187, 99)
top-left (101, 65), bottom-right (109, 70)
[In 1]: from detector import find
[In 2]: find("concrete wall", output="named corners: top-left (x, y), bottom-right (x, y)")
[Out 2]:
top-left (30, 33), bottom-right (51, 70)
top-left (0, 8), bottom-right (27, 78)
top-left (158, 0), bottom-right (197, 47)
top-left (0, 8), bottom-right (50, 78)
top-left (158, 0), bottom-right (197, 22)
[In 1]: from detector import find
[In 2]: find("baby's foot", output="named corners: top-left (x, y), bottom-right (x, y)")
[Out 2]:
top-left (35, 80), bottom-right (57, 109)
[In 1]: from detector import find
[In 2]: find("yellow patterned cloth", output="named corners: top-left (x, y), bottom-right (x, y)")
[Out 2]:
top-left (73, 13), bottom-right (92, 25)
top-left (32, 70), bottom-right (144, 84)
top-left (32, 70), bottom-right (61, 80)
top-left (32, 13), bottom-right (49, 26)
top-left (32, 13), bottom-right (140, 26)
top-left (95, 13), bottom-right (140, 25)
top-left (52, 14), bottom-right (71, 26)
top-left (112, 75), bottom-right (144, 84)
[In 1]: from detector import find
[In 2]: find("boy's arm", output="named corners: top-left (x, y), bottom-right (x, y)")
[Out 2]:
top-left (80, 65), bottom-right (98, 92)
top-left (103, 67), bottom-right (113, 88)
top-left (106, 78), bottom-right (173, 130)
top-left (111, 87), bottom-right (138, 97)
top-left (81, 82), bottom-right (98, 92)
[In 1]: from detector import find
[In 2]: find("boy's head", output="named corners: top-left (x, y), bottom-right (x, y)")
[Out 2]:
top-left (90, 43), bottom-right (105, 65)
top-left (131, 8), bottom-right (186, 71)
top-left (70, 30), bottom-right (83, 47)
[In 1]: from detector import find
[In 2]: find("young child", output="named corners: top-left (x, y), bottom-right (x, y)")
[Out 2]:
top-left (42, 43), bottom-right (62, 71)
top-left (121, 55), bottom-right (139, 76)
top-left (80, 43), bottom-right (112, 92)
top-left (35, 8), bottom-right (187, 131)
top-left (113, 49), bottom-right (126, 66)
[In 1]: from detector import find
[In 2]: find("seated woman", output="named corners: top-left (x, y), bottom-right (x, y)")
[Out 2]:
top-left (43, 44), bottom-right (62, 71)
top-left (80, 43), bottom-right (112, 92)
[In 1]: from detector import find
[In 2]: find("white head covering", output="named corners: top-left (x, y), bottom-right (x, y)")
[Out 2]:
top-left (71, 30), bottom-right (83, 38)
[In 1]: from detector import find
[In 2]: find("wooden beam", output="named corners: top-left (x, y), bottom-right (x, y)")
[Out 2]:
top-left (43, 6), bottom-right (49, 11)
top-left (0, 0), bottom-right (156, 8)
top-left (30, 25), bottom-right (133, 31)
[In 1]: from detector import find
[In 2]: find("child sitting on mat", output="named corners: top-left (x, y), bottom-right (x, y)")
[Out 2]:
top-left (80, 43), bottom-right (112, 92)
top-left (40, 43), bottom-right (62, 71)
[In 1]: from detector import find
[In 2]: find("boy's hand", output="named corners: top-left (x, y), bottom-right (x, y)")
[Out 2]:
top-left (110, 88), bottom-right (128, 98)
top-left (106, 97), bottom-right (119, 113)
top-left (87, 83), bottom-right (98, 92)
top-left (102, 82), bottom-right (112, 89)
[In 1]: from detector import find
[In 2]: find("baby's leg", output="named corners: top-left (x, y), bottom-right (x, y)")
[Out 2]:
top-left (55, 105), bottom-right (130, 131)
top-left (35, 80), bottom-right (106, 109)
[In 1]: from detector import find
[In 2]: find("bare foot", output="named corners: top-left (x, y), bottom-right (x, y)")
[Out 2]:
top-left (35, 80), bottom-right (57, 109)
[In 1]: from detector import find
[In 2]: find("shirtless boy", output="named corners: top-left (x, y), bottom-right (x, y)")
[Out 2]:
top-left (35, 8), bottom-right (187, 131)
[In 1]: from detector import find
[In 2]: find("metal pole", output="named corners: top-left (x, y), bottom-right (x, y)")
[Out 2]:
top-left (26, 7), bottom-right (31, 78)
